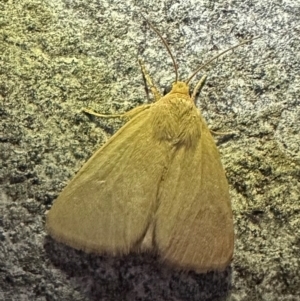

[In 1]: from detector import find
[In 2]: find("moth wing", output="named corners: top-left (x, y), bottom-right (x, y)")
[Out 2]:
top-left (46, 108), bottom-right (168, 255)
top-left (155, 120), bottom-right (234, 272)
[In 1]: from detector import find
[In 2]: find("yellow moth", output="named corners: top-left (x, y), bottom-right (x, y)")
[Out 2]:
top-left (46, 18), bottom-right (257, 273)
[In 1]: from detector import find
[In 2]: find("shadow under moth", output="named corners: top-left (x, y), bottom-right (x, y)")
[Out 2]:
top-left (46, 17), bottom-right (258, 273)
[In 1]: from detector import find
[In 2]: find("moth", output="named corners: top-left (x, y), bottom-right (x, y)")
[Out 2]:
top-left (46, 18), bottom-right (257, 273)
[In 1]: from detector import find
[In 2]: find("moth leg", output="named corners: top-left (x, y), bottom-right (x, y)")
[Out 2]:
top-left (210, 129), bottom-right (237, 136)
top-left (191, 75), bottom-right (207, 103)
top-left (138, 59), bottom-right (162, 102)
top-left (82, 104), bottom-right (151, 120)
top-left (82, 108), bottom-right (125, 118)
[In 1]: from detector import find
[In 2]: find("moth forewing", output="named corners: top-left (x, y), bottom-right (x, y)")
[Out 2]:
top-left (46, 109), bottom-right (170, 255)
top-left (150, 81), bottom-right (233, 272)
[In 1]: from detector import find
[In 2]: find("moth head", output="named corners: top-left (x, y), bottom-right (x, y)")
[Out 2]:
top-left (169, 81), bottom-right (189, 95)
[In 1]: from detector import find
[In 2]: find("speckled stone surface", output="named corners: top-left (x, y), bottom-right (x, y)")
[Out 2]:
top-left (0, 0), bottom-right (299, 300)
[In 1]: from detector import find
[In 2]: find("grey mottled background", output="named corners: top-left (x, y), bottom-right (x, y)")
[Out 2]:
top-left (0, 0), bottom-right (300, 300)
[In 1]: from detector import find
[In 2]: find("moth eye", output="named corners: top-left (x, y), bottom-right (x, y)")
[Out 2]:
top-left (163, 85), bottom-right (172, 95)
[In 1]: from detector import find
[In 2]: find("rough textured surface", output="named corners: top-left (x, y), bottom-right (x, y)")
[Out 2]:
top-left (0, 0), bottom-right (299, 300)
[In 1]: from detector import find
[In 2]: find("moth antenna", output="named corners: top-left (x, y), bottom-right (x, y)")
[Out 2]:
top-left (186, 36), bottom-right (260, 84)
top-left (141, 14), bottom-right (179, 83)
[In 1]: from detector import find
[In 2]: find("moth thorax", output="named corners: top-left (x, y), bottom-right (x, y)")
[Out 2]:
top-left (152, 98), bottom-right (201, 149)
